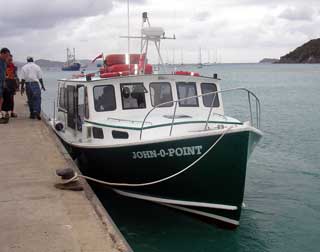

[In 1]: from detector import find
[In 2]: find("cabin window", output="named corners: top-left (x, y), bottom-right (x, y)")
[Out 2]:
top-left (92, 127), bottom-right (104, 139)
top-left (59, 86), bottom-right (67, 110)
top-left (112, 130), bottom-right (129, 139)
top-left (93, 85), bottom-right (116, 112)
top-left (120, 83), bottom-right (146, 110)
top-left (176, 82), bottom-right (199, 107)
top-left (149, 82), bottom-right (173, 107)
top-left (201, 83), bottom-right (220, 107)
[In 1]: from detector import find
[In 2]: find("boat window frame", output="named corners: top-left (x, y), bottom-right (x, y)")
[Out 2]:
top-left (201, 83), bottom-right (220, 108)
top-left (176, 81), bottom-right (199, 107)
top-left (66, 85), bottom-right (76, 129)
top-left (76, 85), bottom-right (86, 132)
top-left (149, 82), bottom-right (174, 107)
top-left (84, 87), bottom-right (89, 119)
top-left (120, 82), bottom-right (147, 110)
top-left (93, 84), bottom-right (117, 112)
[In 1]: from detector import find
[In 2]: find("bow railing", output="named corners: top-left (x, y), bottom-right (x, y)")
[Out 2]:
top-left (139, 87), bottom-right (261, 140)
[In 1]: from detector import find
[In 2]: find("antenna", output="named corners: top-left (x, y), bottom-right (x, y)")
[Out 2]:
top-left (120, 12), bottom-right (175, 74)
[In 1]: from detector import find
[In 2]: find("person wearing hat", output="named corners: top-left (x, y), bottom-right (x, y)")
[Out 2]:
top-left (0, 47), bottom-right (11, 124)
top-left (20, 56), bottom-right (46, 120)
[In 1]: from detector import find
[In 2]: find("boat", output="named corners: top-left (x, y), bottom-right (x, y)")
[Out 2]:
top-left (52, 12), bottom-right (262, 229)
top-left (61, 48), bottom-right (81, 71)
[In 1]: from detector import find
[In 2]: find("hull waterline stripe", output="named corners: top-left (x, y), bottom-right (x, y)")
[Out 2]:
top-left (161, 203), bottom-right (239, 226)
top-left (84, 119), bottom-right (242, 131)
top-left (113, 189), bottom-right (237, 210)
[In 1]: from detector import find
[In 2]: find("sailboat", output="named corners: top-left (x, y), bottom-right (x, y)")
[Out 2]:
top-left (197, 48), bottom-right (203, 68)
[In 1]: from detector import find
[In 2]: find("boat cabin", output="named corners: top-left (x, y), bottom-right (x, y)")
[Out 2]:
top-left (54, 74), bottom-right (243, 146)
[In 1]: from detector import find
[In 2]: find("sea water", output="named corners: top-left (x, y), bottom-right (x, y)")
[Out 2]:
top-left (42, 64), bottom-right (320, 252)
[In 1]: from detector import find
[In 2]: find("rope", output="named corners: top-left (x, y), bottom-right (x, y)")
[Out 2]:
top-left (63, 126), bottom-right (232, 187)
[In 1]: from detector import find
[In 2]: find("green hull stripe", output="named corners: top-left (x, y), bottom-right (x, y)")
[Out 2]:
top-left (84, 119), bottom-right (243, 131)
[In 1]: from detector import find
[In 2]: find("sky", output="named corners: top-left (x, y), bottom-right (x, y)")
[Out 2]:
top-left (0, 0), bottom-right (319, 63)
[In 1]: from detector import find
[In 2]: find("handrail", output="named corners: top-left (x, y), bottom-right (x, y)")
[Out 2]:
top-left (138, 87), bottom-right (261, 140)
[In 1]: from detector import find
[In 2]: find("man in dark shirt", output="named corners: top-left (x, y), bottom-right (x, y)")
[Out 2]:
top-left (0, 47), bottom-right (11, 124)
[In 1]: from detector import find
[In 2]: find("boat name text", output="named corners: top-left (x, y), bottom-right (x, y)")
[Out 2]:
top-left (132, 145), bottom-right (203, 159)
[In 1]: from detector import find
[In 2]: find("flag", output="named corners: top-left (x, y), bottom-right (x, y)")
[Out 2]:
top-left (91, 53), bottom-right (103, 63)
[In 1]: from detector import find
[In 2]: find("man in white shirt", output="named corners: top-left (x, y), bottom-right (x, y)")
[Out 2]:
top-left (20, 57), bottom-right (46, 120)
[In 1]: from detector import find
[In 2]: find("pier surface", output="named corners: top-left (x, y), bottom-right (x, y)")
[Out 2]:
top-left (0, 96), bottom-right (130, 252)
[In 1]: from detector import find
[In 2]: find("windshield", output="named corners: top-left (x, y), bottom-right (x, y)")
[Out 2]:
top-left (93, 85), bottom-right (116, 112)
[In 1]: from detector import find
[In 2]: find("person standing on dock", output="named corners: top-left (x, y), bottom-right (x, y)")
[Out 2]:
top-left (0, 48), bottom-right (11, 124)
top-left (2, 54), bottom-right (19, 118)
top-left (20, 56), bottom-right (46, 120)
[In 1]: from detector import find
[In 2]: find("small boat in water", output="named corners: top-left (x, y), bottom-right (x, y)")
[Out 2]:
top-left (52, 13), bottom-right (262, 228)
top-left (62, 48), bottom-right (81, 71)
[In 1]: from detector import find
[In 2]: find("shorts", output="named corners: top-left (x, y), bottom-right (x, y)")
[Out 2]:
top-left (0, 80), bottom-right (4, 98)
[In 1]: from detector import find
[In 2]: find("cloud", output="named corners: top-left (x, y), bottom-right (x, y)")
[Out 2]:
top-left (278, 6), bottom-right (316, 21)
top-left (1, 0), bottom-right (320, 63)
top-left (0, 0), bottom-right (115, 36)
top-left (193, 11), bottom-right (211, 22)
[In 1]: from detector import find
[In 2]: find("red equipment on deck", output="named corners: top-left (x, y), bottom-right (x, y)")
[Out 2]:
top-left (100, 53), bottom-right (153, 78)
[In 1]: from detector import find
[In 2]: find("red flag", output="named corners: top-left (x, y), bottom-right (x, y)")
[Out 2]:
top-left (91, 53), bottom-right (103, 63)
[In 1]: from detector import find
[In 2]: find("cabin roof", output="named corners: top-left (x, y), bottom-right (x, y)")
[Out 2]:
top-left (58, 74), bottom-right (220, 85)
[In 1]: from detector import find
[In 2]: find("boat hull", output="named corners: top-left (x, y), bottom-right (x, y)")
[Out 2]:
top-left (63, 129), bottom-right (261, 228)
top-left (61, 63), bottom-right (81, 71)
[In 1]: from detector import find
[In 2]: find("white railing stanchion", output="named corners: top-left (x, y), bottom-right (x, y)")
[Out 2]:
top-left (169, 101), bottom-right (178, 136)
top-left (204, 93), bottom-right (217, 131)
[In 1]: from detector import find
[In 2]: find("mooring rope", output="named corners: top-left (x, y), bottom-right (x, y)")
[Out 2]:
top-left (63, 126), bottom-right (232, 187)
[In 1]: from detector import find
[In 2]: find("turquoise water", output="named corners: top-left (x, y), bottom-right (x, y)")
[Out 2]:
top-left (42, 64), bottom-right (320, 252)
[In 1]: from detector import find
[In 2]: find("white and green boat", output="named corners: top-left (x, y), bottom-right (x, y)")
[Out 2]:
top-left (52, 13), bottom-right (262, 228)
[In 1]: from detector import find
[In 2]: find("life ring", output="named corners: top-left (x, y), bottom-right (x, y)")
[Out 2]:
top-left (105, 54), bottom-right (146, 66)
top-left (174, 71), bottom-right (200, 77)
top-left (100, 72), bottom-right (120, 78)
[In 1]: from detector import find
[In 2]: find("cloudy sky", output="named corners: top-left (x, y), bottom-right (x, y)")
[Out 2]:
top-left (0, 0), bottom-right (319, 63)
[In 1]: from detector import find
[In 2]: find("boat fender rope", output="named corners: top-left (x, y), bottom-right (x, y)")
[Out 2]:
top-left (62, 127), bottom-right (232, 187)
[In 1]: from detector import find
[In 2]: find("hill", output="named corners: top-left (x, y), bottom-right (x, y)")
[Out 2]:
top-left (259, 58), bottom-right (279, 64)
top-left (14, 59), bottom-right (94, 69)
top-left (35, 59), bottom-right (64, 68)
top-left (278, 38), bottom-right (320, 63)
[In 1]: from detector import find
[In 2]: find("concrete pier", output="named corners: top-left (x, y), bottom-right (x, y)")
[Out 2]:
top-left (0, 95), bottom-right (131, 252)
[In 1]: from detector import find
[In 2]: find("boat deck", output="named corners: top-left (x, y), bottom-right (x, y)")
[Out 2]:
top-left (0, 95), bottom-right (131, 252)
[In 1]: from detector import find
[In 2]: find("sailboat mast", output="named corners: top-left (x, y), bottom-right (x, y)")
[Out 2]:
top-left (181, 49), bottom-right (183, 65)
top-left (127, 0), bottom-right (130, 68)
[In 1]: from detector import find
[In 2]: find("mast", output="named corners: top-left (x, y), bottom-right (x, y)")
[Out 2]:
top-left (127, 0), bottom-right (130, 69)
top-left (173, 48), bottom-right (175, 65)
top-left (66, 48), bottom-right (69, 65)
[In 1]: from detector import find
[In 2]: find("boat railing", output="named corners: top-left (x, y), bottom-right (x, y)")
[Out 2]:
top-left (139, 87), bottom-right (261, 140)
